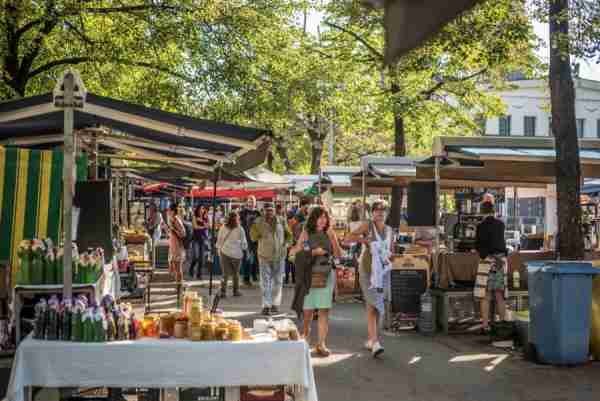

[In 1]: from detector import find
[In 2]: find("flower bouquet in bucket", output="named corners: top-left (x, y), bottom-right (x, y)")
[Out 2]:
top-left (16, 240), bottom-right (32, 285)
top-left (92, 248), bottom-right (105, 282)
top-left (77, 252), bottom-right (90, 284)
top-left (55, 243), bottom-right (79, 285)
top-left (30, 239), bottom-right (46, 285)
top-left (42, 239), bottom-right (56, 284)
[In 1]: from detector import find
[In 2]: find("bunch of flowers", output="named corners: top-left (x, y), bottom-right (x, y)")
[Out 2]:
top-left (29, 239), bottom-right (46, 285)
top-left (16, 240), bottom-right (32, 284)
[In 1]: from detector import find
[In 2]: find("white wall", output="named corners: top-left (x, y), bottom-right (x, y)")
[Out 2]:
top-left (485, 79), bottom-right (600, 137)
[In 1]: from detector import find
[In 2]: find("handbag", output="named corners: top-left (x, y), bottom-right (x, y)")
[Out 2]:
top-left (311, 272), bottom-right (329, 288)
top-left (311, 255), bottom-right (331, 289)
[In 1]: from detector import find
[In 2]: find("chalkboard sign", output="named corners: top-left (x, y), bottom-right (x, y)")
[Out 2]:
top-left (390, 269), bottom-right (427, 314)
top-left (74, 181), bottom-right (113, 260)
top-left (407, 181), bottom-right (436, 226)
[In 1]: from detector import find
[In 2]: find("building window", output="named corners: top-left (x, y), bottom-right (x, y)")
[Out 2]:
top-left (524, 116), bottom-right (536, 137)
top-left (499, 115), bottom-right (511, 136)
top-left (597, 119), bottom-right (600, 138)
top-left (577, 118), bottom-right (585, 138)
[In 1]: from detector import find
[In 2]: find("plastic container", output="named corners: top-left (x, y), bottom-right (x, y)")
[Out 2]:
top-left (528, 261), bottom-right (599, 365)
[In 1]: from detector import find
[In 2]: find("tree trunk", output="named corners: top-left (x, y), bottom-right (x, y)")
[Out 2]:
top-left (549, 0), bottom-right (584, 259)
top-left (308, 128), bottom-right (325, 175)
top-left (266, 150), bottom-right (274, 171)
top-left (389, 83), bottom-right (406, 229)
top-left (275, 138), bottom-right (294, 173)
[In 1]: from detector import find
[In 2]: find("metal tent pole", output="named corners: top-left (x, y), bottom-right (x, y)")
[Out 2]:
top-left (434, 156), bottom-right (441, 277)
top-left (62, 76), bottom-right (75, 300)
top-left (55, 70), bottom-right (86, 299)
top-left (209, 164), bottom-right (222, 296)
top-left (362, 166), bottom-right (367, 220)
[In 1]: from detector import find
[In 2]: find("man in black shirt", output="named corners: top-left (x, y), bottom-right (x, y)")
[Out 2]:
top-left (240, 196), bottom-right (261, 285)
top-left (474, 201), bottom-right (507, 331)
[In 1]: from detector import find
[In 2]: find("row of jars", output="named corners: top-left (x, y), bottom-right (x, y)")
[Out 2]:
top-left (141, 314), bottom-right (244, 342)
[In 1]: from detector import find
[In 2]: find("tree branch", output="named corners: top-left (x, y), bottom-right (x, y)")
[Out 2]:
top-left (324, 20), bottom-right (384, 61)
top-left (63, 4), bottom-right (184, 16)
top-left (17, 1), bottom-right (59, 85)
top-left (28, 56), bottom-right (194, 83)
top-left (420, 68), bottom-right (488, 100)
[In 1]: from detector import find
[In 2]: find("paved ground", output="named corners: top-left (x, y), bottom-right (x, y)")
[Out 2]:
top-left (2, 279), bottom-right (600, 401)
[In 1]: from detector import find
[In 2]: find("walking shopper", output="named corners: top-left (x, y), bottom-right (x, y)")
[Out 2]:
top-left (287, 198), bottom-right (311, 285)
top-left (251, 203), bottom-right (292, 315)
top-left (240, 196), bottom-right (261, 286)
top-left (145, 203), bottom-right (163, 246)
top-left (166, 203), bottom-right (186, 307)
top-left (348, 200), bottom-right (392, 358)
top-left (190, 205), bottom-right (209, 279)
top-left (290, 206), bottom-right (342, 357)
top-left (217, 212), bottom-right (247, 297)
top-left (474, 201), bottom-right (508, 333)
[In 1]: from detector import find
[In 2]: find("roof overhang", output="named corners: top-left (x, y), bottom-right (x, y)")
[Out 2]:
top-left (0, 93), bottom-right (271, 173)
top-left (419, 136), bottom-right (600, 187)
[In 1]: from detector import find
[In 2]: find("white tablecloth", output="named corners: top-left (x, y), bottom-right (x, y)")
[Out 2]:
top-left (6, 337), bottom-right (318, 401)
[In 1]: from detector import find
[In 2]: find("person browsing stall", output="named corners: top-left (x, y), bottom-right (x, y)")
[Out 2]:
top-left (166, 203), bottom-right (186, 283)
top-left (217, 211), bottom-right (247, 298)
top-left (190, 205), bottom-right (209, 280)
top-left (347, 200), bottom-right (392, 358)
top-left (250, 203), bottom-right (292, 315)
top-left (240, 196), bottom-right (261, 286)
top-left (290, 206), bottom-right (342, 357)
top-left (474, 201), bottom-right (508, 332)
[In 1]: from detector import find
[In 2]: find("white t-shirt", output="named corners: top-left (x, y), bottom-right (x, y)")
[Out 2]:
top-left (216, 226), bottom-right (248, 259)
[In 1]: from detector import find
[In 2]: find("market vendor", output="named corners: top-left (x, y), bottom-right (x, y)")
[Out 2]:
top-left (474, 201), bottom-right (508, 333)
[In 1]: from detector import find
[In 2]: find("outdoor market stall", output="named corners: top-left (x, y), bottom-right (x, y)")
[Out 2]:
top-left (416, 136), bottom-right (600, 332)
top-left (0, 72), bottom-right (320, 400)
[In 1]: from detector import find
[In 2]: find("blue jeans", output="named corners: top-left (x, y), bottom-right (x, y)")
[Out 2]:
top-left (242, 247), bottom-right (259, 282)
top-left (259, 259), bottom-right (284, 307)
top-left (189, 238), bottom-right (204, 278)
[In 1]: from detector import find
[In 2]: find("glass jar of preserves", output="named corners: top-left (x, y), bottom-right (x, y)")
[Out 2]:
top-left (201, 320), bottom-right (216, 341)
top-left (215, 322), bottom-right (229, 341)
top-left (190, 323), bottom-right (202, 341)
top-left (174, 320), bottom-right (188, 339)
top-left (189, 299), bottom-right (203, 325)
top-left (228, 321), bottom-right (243, 342)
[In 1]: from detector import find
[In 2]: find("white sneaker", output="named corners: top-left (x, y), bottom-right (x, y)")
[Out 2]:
top-left (364, 340), bottom-right (373, 351)
top-left (371, 341), bottom-right (384, 358)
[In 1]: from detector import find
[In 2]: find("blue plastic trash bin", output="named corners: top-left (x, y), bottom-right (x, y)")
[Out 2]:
top-left (528, 261), bottom-right (600, 365)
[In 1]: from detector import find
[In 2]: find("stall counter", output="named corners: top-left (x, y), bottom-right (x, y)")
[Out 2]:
top-left (6, 336), bottom-right (318, 401)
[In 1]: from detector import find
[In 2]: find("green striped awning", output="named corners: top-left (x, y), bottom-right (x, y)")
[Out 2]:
top-left (0, 147), bottom-right (87, 285)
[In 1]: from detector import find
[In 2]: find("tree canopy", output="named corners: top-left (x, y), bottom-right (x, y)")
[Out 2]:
top-left (2, 0), bottom-right (542, 175)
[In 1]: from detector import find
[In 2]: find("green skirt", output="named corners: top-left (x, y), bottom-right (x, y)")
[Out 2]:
top-left (303, 270), bottom-right (335, 310)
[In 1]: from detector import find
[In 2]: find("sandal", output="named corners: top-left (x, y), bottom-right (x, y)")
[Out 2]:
top-left (315, 344), bottom-right (331, 357)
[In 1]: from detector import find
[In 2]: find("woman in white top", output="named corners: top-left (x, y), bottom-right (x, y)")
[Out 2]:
top-left (346, 200), bottom-right (393, 358)
top-left (216, 211), bottom-right (248, 297)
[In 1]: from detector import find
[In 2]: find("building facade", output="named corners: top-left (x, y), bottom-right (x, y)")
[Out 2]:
top-left (484, 78), bottom-right (600, 138)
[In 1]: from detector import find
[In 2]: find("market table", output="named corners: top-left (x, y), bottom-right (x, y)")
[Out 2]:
top-left (5, 336), bottom-right (319, 401)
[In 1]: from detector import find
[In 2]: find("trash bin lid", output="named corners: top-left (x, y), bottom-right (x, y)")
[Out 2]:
top-left (526, 261), bottom-right (547, 273)
top-left (542, 261), bottom-right (600, 275)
